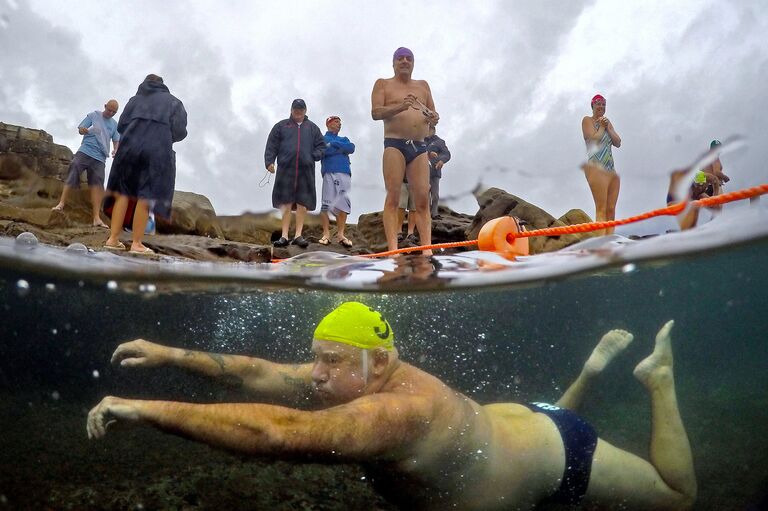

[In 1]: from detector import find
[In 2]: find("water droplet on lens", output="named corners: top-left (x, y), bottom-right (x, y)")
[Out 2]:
top-left (51, 328), bottom-right (58, 335)
top-left (66, 242), bottom-right (88, 254)
top-left (15, 232), bottom-right (38, 248)
top-left (621, 263), bottom-right (636, 273)
top-left (16, 279), bottom-right (30, 296)
top-left (92, 370), bottom-right (100, 378)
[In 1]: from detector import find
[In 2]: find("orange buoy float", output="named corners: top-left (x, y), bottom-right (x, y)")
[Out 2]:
top-left (477, 216), bottom-right (529, 259)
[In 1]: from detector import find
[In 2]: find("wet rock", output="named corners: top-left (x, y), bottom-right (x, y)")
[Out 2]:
top-left (217, 211), bottom-right (280, 245)
top-left (155, 190), bottom-right (224, 238)
top-left (467, 187), bottom-right (598, 254)
top-left (1, 121), bottom-right (596, 262)
top-left (0, 122), bottom-right (73, 179)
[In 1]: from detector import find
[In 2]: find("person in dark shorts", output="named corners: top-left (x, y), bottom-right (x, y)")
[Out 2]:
top-left (89, 303), bottom-right (695, 510)
top-left (264, 99), bottom-right (326, 248)
top-left (52, 100), bottom-right (120, 227)
top-left (104, 74), bottom-right (187, 254)
top-left (371, 47), bottom-right (440, 254)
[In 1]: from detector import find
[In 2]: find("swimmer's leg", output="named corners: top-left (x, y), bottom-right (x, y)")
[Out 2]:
top-left (584, 321), bottom-right (696, 509)
top-left (555, 329), bottom-right (634, 410)
top-left (632, 320), bottom-right (696, 501)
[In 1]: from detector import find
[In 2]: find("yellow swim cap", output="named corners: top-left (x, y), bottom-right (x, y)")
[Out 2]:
top-left (314, 302), bottom-right (394, 351)
top-left (694, 171), bottom-right (707, 185)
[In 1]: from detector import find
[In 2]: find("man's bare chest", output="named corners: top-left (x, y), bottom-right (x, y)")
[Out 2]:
top-left (384, 82), bottom-right (428, 104)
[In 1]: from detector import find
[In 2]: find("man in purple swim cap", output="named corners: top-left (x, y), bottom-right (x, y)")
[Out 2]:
top-left (371, 46), bottom-right (439, 255)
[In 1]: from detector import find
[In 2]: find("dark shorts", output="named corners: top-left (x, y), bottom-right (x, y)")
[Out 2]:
top-left (384, 138), bottom-right (427, 165)
top-left (65, 151), bottom-right (105, 187)
top-left (527, 402), bottom-right (598, 505)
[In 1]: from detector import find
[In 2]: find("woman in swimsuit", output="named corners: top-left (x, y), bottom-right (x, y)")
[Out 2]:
top-left (581, 94), bottom-right (622, 234)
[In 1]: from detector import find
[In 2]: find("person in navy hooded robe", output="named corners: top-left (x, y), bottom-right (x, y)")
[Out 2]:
top-left (104, 74), bottom-right (187, 254)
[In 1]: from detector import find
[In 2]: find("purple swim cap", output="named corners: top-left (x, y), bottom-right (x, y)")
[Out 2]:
top-left (393, 47), bottom-right (414, 62)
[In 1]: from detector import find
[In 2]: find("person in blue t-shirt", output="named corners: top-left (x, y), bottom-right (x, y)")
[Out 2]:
top-left (52, 100), bottom-right (120, 227)
top-left (318, 115), bottom-right (355, 247)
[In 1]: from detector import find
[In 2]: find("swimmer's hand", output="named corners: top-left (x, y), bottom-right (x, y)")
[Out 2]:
top-left (87, 396), bottom-right (141, 439)
top-left (111, 338), bottom-right (172, 368)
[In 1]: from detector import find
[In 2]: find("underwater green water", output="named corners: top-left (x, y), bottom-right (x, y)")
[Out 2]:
top-left (0, 239), bottom-right (766, 510)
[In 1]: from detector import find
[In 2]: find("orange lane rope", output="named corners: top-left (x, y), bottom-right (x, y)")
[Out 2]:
top-left (272, 184), bottom-right (767, 261)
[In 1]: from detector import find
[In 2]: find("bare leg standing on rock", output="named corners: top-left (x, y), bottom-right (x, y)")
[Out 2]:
top-left (556, 328), bottom-right (634, 410)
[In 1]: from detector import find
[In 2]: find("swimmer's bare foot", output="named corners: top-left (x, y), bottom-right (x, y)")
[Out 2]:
top-left (93, 220), bottom-right (109, 228)
top-left (51, 203), bottom-right (64, 212)
top-left (634, 320), bottom-right (675, 388)
top-left (584, 329), bottom-right (634, 376)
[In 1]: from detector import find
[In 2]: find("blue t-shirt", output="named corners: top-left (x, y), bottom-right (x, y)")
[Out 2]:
top-left (77, 111), bottom-right (119, 162)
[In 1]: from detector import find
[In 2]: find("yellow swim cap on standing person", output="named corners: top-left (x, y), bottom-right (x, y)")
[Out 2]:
top-left (694, 171), bottom-right (707, 185)
top-left (314, 302), bottom-right (395, 351)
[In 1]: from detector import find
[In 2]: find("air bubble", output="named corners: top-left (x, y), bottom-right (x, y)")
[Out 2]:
top-left (16, 279), bottom-right (30, 296)
top-left (621, 263), bottom-right (636, 273)
top-left (106, 280), bottom-right (118, 291)
top-left (15, 232), bottom-right (38, 248)
top-left (66, 242), bottom-right (88, 254)
top-left (139, 283), bottom-right (157, 294)
top-left (45, 283), bottom-right (56, 292)
top-left (51, 391), bottom-right (60, 401)
top-left (92, 370), bottom-right (100, 378)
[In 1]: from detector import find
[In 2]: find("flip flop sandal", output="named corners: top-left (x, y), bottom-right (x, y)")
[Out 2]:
top-left (103, 241), bottom-right (126, 251)
top-left (318, 236), bottom-right (331, 246)
top-left (129, 246), bottom-right (155, 256)
top-left (337, 237), bottom-right (353, 248)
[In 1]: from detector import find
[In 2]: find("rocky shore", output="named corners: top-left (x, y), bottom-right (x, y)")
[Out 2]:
top-left (0, 121), bottom-right (597, 262)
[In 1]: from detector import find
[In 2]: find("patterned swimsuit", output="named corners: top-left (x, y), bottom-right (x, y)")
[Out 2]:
top-left (587, 121), bottom-right (615, 171)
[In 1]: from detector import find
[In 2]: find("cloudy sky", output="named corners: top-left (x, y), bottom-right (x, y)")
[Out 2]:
top-left (1, 0), bottom-right (766, 225)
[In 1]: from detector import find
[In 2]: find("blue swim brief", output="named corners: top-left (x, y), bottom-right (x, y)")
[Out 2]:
top-left (384, 138), bottom-right (427, 165)
top-left (527, 402), bottom-right (598, 505)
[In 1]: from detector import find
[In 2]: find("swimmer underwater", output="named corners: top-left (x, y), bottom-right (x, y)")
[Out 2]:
top-left (87, 302), bottom-right (696, 510)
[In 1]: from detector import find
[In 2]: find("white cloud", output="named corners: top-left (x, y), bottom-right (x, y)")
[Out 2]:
top-left (2, 0), bottom-right (766, 223)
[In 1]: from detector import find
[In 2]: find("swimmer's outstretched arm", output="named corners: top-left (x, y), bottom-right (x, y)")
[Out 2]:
top-left (87, 393), bottom-right (433, 461)
top-left (111, 339), bottom-right (313, 401)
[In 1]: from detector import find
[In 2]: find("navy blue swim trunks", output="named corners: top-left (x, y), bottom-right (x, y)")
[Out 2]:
top-left (527, 402), bottom-right (598, 505)
top-left (384, 138), bottom-right (427, 164)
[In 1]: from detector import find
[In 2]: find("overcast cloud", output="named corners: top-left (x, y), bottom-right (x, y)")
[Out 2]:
top-left (1, 0), bottom-right (766, 226)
